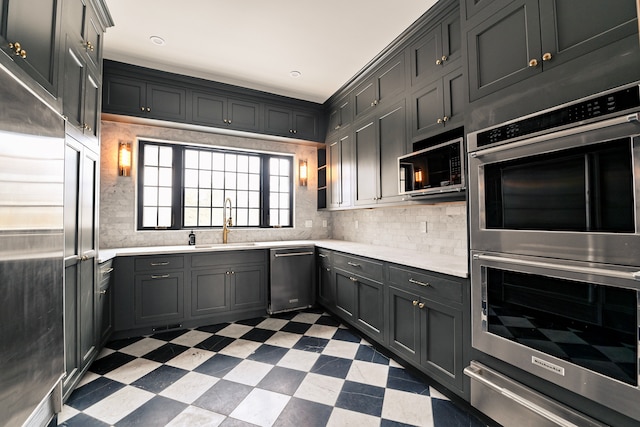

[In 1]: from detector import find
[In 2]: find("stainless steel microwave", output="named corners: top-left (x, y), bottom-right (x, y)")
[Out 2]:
top-left (398, 137), bottom-right (465, 197)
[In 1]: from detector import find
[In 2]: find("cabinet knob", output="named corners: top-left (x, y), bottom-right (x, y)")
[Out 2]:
top-left (435, 59), bottom-right (442, 65)
top-left (99, 289), bottom-right (107, 295)
top-left (8, 42), bottom-right (27, 58)
top-left (442, 116), bottom-right (449, 122)
top-left (228, 120), bottom-right (232, 124)
top-left (224, 119), bottom-right (228, 123)
top-left (528, 58), bottom-right (539, 67)
top-left (412, 300), bottom-right (418, 306)
top-left (140, 106), bottom-right (146, 111)
top-left (83, 124), bottom-right (92, 132)
top-left (542, 52), bottom-right (552, 61)
top-left (418, 302), bottom-right (425, 309)
top-left (85, 40), bottom-right (94, 52)
top-left (441, 55), bottom-right (448, 62)
top-left (437, 118), bottom-right (443, 124)
top-left (289, 129), bottom-right (293, 133)
top-left (147, 107), bottom-right (151, 112)
top-left (349, 276), bottom-right (358, 282)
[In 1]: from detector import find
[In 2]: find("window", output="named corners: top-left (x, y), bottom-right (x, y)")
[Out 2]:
top-left (138, 141), bottom-right (293, 230)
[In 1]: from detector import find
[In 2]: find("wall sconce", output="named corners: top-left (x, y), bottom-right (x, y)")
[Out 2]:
top-left (118, 142), bottom-right (132, 176)
top-left (299, 159), bottom-right (308, 186)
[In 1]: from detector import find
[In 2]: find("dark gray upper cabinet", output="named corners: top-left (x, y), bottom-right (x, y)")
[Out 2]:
top-left (354, 52), bottom-right (407, 119)
top-left (409, 9), bottom-right (461, 87)
top-left (62, 0), bottom-right (103, 73)
top-left (0, 0), bottom-right (61, 98)
top-left (192, 91), bottom-right (260, 132)
top-left (410, 64), bottom-right (464, 141)
top-left (354, 101), bottom-right (406, 206)
top-left (103, 75), bottom-right (187, 121)
top-left (265, 104), bottom-right (319, 140)
top-left (328, 131), bottom-right (353, 209)
top-left (326, 93), bottom-right (353, 135)
top-left (463, 0), bottom-right (496, 19)
top-left (466, 0), bottom-right (639, 101)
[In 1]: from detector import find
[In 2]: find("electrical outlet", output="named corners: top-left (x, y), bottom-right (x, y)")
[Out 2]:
top-left (420, 221), bottom-right (427, 233)
top-left (322, 220), bottom-right (327, 228)
top-left (305, 220), bottom-right (313, 228)
top-left (354, 220), bottom-right (359, 229)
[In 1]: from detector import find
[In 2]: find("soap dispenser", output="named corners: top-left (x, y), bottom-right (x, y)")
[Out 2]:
top-left (188, 230), bottom-right (196, 246)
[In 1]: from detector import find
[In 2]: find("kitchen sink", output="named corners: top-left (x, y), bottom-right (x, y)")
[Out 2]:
top-left (194, 242), bottom-right (256, 249)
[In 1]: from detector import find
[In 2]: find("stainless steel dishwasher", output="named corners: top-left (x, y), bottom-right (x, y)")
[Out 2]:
top-left (268, 247), bottom-right (315, 314)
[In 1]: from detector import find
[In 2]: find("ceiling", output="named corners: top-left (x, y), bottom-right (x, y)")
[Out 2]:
top-left (102, 0), bottom-right (439, 104)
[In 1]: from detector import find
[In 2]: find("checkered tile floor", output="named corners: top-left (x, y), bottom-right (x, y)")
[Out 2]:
top-left (58, 309), bottom-right (487, 427)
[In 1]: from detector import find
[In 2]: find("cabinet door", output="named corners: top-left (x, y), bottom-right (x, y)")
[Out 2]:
top-left (376, 53), bottom-right (406, 105)
top-left (265, 105), bottom-right (293, 137)
top-left (317, 254), bottom-right (334, 307)
top-left (378, 102), bottom-right (406, 201)
top-left (441, 10), bottom-right (462, 68)
top-left (97, 277), bottom-right (113, 346)
top-left (293, 110), bottom-right (318, 140)
top-left (231, 264), bottom-right (266, 311)
top-left (192, 91), bottom-right (227, 127)
top-left (442, 66), bottom-right (465, 131)
top-left (421, 298), bottom-right (464, 390)
top-left (464, 0), bottom-right (497, 19)
top-left (412, 80), bottom-right (444, 139)
top-left (135, 272), bottom-right (185, 325)
top-left (334, 269), bottom-right (356, 320)
top-left (83, 71), bottom-right (100, 140)
top-left (0, 0), bottom-right (59, 94)
top-left (329, 134), bottom-right (352, 209)
top-left (354, 276), bottom-right (385, 343)
top-left (327, 95), bottom-right (352, 134)
top-left (410, 25), bottom-right (442, 86)
top-left (538, 0), bottom-right (638, 71)
top-left (354, 80), bottom-right (377, 119)
top-left (103, 76), bottom-right (146, 115)
top-left (147, 83), bottom-right (187, 121)
top-left (191, 268), bottom-right (229, 316)
top-left (83, 6), bottom-right (102, 70)
top-left (228, 98), bottom-right (260, 132)
top-left (62, 42), bottom-right (85, 133)
top-left (388, 286), bottom-right (420, 364)
top-left (467, 0), bottom-right (541, 101)
top-left (354, 120), bottom-right (378, 206)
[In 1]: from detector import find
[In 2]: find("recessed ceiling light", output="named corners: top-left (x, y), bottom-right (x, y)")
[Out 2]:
top-left (150, 36), bottom-right (166, 46)
top-left (289, 70), bottom-right (302, 78)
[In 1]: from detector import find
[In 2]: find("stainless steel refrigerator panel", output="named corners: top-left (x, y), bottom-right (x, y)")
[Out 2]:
top-left (268, 247), bottom-right (315, 314)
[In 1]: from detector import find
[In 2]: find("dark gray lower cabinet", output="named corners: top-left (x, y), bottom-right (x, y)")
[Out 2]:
top-left (316, 250), bottom-right (334, 307)
top-left (134, 272), bottom-right (185, 326)
top-left (334, 269), bottom-right (356, 320)
top-left (388, 286), bottom-right (421, 363)
top-left (354, 275), bottom-right (385, 342)
top-left (97, 260), bottom-right (114, 346)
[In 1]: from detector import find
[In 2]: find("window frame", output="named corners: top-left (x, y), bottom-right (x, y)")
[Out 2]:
top-left (136, 139), bottom-right (294, 230)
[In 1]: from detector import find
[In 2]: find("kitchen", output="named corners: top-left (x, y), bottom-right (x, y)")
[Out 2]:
top-left (1, 1), bottom-right (639, 426)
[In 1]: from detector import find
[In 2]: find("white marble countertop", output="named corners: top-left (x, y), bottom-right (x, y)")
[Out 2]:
top-left (98, 239), bottom-right (468, 278)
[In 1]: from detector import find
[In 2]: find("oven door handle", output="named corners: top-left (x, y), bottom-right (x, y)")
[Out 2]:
top-left (473, 253), bottom-right (640, 281)
top-left (470, 113), bottom-right (640, 158)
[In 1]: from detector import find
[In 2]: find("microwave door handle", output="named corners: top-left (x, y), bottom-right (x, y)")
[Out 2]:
top-left (473, 253), bottom-right (640, 281)
top-left (470, 113), bottom-right (640, 158)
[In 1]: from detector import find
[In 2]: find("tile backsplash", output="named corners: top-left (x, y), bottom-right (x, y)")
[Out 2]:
top-left (99, 120), bottom-right (467, 259)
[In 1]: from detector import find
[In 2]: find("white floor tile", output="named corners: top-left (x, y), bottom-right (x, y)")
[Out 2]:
top-left (165, 348), bottom-right (216, 371)
top-left (57, 405), bottom-right (79, 424)
top-left (103, 358), bottom-right (162, 384)
top-left (305, 324), bottom-right (338, 339)
top-left (256, 317), bottom-right (289, 331)
top-left (216, 323), bottom-right (252, 338)
top-left (229, 388), bottom-right (290, 427)
top-left (170, 330), bottom-right (213, 347)
top-left (119, 337), bottom-right (166, 357)
top-left (217, 338), bottom-right (262, 358)
top-left (266, 331), bottom-right (302, 348)
top-left (75, 371), bottom-right (101, 388)
top-left (294, 373), bottom-right (344, 406)
top-left (223, 359), bottom-right (273, 386)
top-left (345, 360), bottom-right (389, 388)
top-left (326, 407), bottom-right (381, 427)
top-left (276, 348), bottom-right (320, 372)
top-left (159, 371), bottom-right (219, 404)
top-left (322, 340), bottom-right (360, 360)
top-left (83, 385), bottom-right (154, 425)
top-left (291, 312), bottom-right (322, 324)
top-left (381, 388), bottom-right (434, 427)
top-left (165, 405), bottom-right (226, 427)
top-left (95, 347), bottom-right (115, 360)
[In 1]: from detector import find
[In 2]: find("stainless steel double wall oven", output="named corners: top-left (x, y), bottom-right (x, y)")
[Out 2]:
top-left (466, 83), bottom-right (640, 423)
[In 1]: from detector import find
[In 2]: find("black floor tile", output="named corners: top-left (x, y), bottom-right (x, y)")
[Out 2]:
top-left (386, 367), bottom-right (430, 395)
top-left (196, 322), bottom-right (230, 334)
top-left (247, 343), bottom-right (289, 365)
top-left (194, 353), bottom-right (243, 378)
top-left (431, 397), bottom-right (486, 427)
top-left (240, 327), bottom-right (277, 343)
top-left (293, 336), bottom-right (329, 353)
top-left (280, 321), bottom-right (312, 334)
top-left (193, 379), bottom-right (253, 415)
top-left (381, 419), bottom-right (417, 427)
top-left (65, 377), bottom-right (125, 411)
top-left (195, 334), bottom-right (235, 352)
top-left (114, 395), bottom-right (187, 427)
top-left (235, 316), bottom-right (267, 327)
top-left (332, 328), bottom-right (362, 343)
top-left (88, 352), bottom-right (136, 375)
top-left (58, 413), bottom-right (110, 427)
top-left (142, 342), bottom-right (190, 363)
top-left (131, 365), bottom-right (188, 393)
top-left (310, 354), bottom-right (352, 379)
top-left (257, 366), bottom-right (307, 395)
top-left (105, 337), bottom-right (143, 350)
top-left (315, 315), bottom-right (342, 327)
top-left (335, 380), bottom-right (385, 417)
top-left (273, 397), bottom-right (333, 427)
top-left (355, 344), bottom-right (390, 365)
top-left (150, 328), bottom-right (189, 342)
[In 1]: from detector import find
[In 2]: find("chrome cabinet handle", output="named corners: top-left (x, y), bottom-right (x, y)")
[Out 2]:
top-left (347, 262), bottom-right (361, 267)
top-left (318, 253), bottom-right (328, 258)
top-left (349, 276), bottom-right (358, 282)
top-left (102, 267), bottom-right (114, 274)
top-left (150, 261), bottom-right (170, 266)
top-left (409, 278), bottom-right (431, 287)
top-left (151, 274), bottom-right (170, 279)
top-left (274, 251), bottom-right (314, 258)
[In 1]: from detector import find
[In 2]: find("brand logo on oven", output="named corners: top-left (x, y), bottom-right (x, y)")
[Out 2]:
top-left (532, 356), bottom-right (565, 376)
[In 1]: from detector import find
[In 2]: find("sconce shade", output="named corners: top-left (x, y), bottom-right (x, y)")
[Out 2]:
top-left (119, 142), bottom-right (132, 176)
top-left (299, 159), bottom-right (308, 186)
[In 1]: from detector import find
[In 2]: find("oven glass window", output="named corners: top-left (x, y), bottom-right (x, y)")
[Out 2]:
top-left (485, 267), bottom-right (637, 386)
top-left (484, 138), bottom-right (634, 232)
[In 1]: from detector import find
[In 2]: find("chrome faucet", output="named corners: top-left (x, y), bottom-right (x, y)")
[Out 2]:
top-left (222, 197), bottom-right (233, 244)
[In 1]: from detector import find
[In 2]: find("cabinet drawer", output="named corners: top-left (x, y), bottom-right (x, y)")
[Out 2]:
top-left (99, 260), bottom-right (114, 281)
top-left (317, 249), bottom-right (331, 267)
top-left (388, 265), bottom-right (462, 304)
top-left (134, 255), bottom-right (184, 272)
top-left (333, 253), bottom-right (383, 281)
top-left (191, 250), bottom-right (265, 268)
